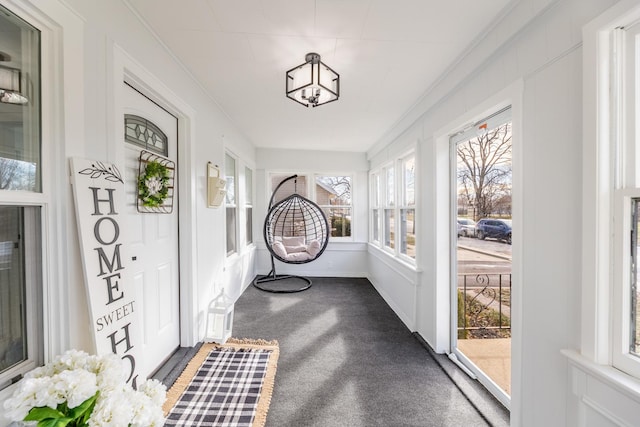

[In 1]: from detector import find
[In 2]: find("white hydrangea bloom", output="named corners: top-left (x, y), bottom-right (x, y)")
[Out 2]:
top-left (54, 369), bottom-right (98, 408)
top-left (3, 377), bottom-right (53, 420)
top-left (88, 388), bottom-right (134, 427)
top-left (138, 379), bottom-right (167, 407)
top-left (4, 350), bottom-right (166, 426)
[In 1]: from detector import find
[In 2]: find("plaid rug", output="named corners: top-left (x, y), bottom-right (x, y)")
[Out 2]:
top-left (163, 339), bottom-right (279, 427)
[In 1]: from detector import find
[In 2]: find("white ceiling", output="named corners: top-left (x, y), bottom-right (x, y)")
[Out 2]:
top-left (127, 0), bottom-right (513, 153)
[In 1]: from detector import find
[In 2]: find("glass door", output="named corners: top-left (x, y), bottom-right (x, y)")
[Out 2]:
top-left (450, 107), bottom-right (512, 408)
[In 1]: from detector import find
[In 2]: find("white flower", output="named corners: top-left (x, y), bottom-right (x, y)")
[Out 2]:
top-left (88, 387), bottom-right (133, 427)
top-left (4, 349), bottom-right (166, 427)
top-left (127, 387), bottom-right (165, 427)
top-left (3, 377), bottom-right (53, 420)
top-left (54, 369), bottom-right (98, 408)
top-left (145, 176), bottom-right (163, 196)
top-left (138, 379), bottom-right (167, 407)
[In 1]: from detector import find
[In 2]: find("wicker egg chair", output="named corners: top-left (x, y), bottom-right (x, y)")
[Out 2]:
top-left (253, 175), bottom-right (329, 293)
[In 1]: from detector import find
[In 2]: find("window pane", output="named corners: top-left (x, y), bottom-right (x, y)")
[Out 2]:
top-left (0, 5), bottom-right (41, 192)
top-left (226, 207), bottom-right (236, 255)
top-left (0, 206), bottom-right (40, 383)
top-left (271, 174), bottom-right (306, 205)
top-left (632, 199), bottom-right (640, 356)
top-left (322, 207), bottom-right (351, 237)
top-left (404, 156), bottom-right (415, 206)
top-left (225, 154), bottom-right (235, 205)
top-left (372, 209), bottom-right (379, 242)
top-left (316, 176), bottom-right (352, 238)
top-left (400, 208), bottom-right (415, 259)
top-left (246, 206), bottom-right (253, 245)
top-left (316, 176), bottom-right (351, 205)
top-left (384, 209), bottom-right (394, 248)
top-left (245, 167), bottom-right (252, 204)
top-left (386, 167), bottom-right (394, 206)
top-left (371, 173), bottom-right (379, 208)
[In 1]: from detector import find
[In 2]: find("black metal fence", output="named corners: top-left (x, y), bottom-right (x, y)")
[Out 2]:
top-left (457, 273), bottom-right (511, 338)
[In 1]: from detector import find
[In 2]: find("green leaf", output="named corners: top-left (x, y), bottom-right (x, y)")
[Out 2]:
top-left (24, 406), bottom-right (65, 421)
top-left (37, 418), bottom-right (74, 427)
top-left (67, 391), bottom-right (99, 420)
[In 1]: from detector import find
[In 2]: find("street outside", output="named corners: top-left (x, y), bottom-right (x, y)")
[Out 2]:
top-left (457, 235), bottom-right (511, 275)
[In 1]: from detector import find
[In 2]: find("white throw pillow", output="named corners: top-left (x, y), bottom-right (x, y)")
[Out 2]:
top-left (282, 236), bottom-right (305, 247)
top-left (271, 241), bottom-right (288, 259)
top-left (307, 239), bottom-right (321, 258)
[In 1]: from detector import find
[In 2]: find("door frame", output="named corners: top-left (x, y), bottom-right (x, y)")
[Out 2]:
top-left (448, 110), bottom-right (512, 408)
top-left (109, 44), bottom-right (199, 347)
top-left (433, 80), bottom-right (523, 413)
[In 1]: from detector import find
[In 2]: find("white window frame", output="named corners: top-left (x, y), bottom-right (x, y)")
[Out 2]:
top-left (0, 2), bottom-right (48, 392)
top-left (244, 166), bottom-right (254, 247)
top-left (225, 152), bottom-right (238, 257)
top-left (581, 0), bottom-right (640, 377)
top-left (369, 150), bottom-right (417, 265)
top-left (612, 20), bottom-right (640, 378)
top-left (399, 152), bottom-right (416, 261)
top-left (370, 171), bottom-right (380, 244)
top-left (313, 174), bottom-right (354, 242)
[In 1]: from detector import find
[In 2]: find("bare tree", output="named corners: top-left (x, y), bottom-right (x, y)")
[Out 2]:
top-left (0, 158), bottom-right (23, 190)
top-left (317, 176), bottom-right (351, 204)
top-left (457, 123), bottom-right (512, 221)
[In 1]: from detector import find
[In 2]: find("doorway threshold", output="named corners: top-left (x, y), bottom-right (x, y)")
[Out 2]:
top-left (151, 343), bottom-right (203, 389)
top-left (413, 333), bottom-right (510, 427)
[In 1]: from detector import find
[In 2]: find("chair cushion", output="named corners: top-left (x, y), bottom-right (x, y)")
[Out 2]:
top-left (281, 236), bottom-right (305, 247)
top-left (306, 239), bottom-right (321, 258)
top-left (285, 252), bottom-right (312, 262)
top-left (284, 245), bottom-right (307, 253)
top-left (271, 241), bottom-right (288, 259)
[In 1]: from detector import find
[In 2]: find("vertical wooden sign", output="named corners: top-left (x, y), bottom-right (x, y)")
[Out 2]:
top-left (70, 158), bottom-right (141, 388)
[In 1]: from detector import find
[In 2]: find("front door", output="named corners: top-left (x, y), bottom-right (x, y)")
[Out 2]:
top-left (123, 83), bottom-right (180, 379)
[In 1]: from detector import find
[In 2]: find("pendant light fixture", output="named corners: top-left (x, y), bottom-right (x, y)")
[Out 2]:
top-left (0, 65), bottom-right (28, 105)
top-left (286, 52), bottom-right (339, 108)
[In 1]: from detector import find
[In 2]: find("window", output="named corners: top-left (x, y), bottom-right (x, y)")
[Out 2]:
top-left (400, 155), bottom-right (416, 259)
top-left (370, 172), bottom-right (380, 243)
top-left (384, 165), bottom-right (395, 250)
top-left (0, 4), bottom-right (43, 390)
top-left (225, 153), bottom-right (237, 256)
top-left (245, 167), bottom-right (253, 245)
top-left (370, 151), bottom-right (416, 263)
top-left (315, 175), bottom-right (352, 238)
top-left (270, 173), bottom-right (307, 205)
top-left (612, 20), bottom-right (640, 378)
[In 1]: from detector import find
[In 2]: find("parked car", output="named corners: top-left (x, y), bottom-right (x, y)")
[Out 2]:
top-left (475, 218), bottom-right (512, 244)
top-left (457, 218), bottom-right (477, 237)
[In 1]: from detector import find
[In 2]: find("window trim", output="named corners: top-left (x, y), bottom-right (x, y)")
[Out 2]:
top-left (581, 0), bottom-right (640, 372)
top-left (0, 2), bottom-right (51, 393)
top-left (370, 171), bottom-right (380, 244)
top-left (244, 166), bottom-right (254, 247)
top-left (398, 153), bottom-right (416, 261)
top-left (225, 152), bottom-right (238, 257)
top-left (369, 149), bottom-right (417, 265)
top-left (313, 174), bottom-right (354, 242)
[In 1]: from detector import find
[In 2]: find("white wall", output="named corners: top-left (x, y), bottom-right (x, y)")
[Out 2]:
top-left (254, 148), bottom-right (369, 278)
top-left (366, 0), bottom-right (618, 425)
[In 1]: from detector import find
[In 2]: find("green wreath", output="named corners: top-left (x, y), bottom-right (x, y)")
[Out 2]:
top-left (138, 160), bottom-right (170, 208)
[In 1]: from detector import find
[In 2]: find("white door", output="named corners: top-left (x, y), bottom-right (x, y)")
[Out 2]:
top-left (123, 83), bottom-right (180, 379)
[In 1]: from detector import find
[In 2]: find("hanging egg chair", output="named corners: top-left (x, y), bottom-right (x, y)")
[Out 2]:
top-left (254, 174), bottom-right (329, 293)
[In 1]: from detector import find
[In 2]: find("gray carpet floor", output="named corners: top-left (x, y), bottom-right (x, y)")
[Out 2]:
top-left (231, 276), bottom-right (509, 427)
